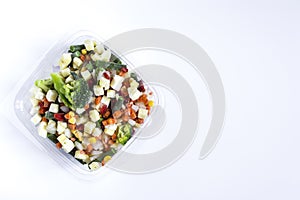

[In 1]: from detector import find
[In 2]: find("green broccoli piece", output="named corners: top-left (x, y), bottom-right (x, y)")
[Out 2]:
top-left (35, 78), bottom-right (53, 92)
top-left (117, 123), bottom-right (132, 145)
top-left (51, 73), bottom-right (91, 110)
top-left (68, 78), bottom-right (91, 109)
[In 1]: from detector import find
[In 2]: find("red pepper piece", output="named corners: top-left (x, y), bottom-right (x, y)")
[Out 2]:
top-left (54, 113), bottom-right (65, 121)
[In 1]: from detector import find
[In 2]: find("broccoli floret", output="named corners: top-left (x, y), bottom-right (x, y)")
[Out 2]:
top-left (51, 73), bottom-right (91, 110)
top-left (69, 78), bottom-right (91, 109)
top-left (35, 78), bottom-right (53, 92)
top-left (117, 123), bottom-right (132, 145)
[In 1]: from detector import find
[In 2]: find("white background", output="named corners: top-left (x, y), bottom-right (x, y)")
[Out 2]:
top-left (0, 0), bottom-right (299, 199)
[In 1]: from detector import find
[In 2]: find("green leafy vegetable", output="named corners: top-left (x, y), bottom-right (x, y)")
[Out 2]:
top-left (35, 78), bottom-right (53, 92)
top-left (70, 71), bottom-right (79, 80)
top-left (110, 54), bottom-right (122, 64)
top-left (47, 133), bottom-right (58, 143)
top-left (130, 73), bottom-right (138, 82)
top-left (94, 60), bottom-right (125, 71)
top-left (96, 117), bottom-right (104, 127)
top-left (86, 62), bottom-right (94, 72)
top-left (45, 112), bottom-right (54, 120)
top-left (112, 96), bottom-right (124, 113)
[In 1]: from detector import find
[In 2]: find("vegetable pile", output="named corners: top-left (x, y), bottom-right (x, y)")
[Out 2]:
top-left (30, 40), bottom-right (154, 170)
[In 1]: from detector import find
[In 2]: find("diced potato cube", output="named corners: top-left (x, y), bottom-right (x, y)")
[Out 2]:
top-left (49, 103), bottom-right (59, 113)
top-left (92, 127), bottom-right (102, 137)
top-left (75, 141), bottom-right (84, 150)
top-left (57, 134), bottom-right (67, 143)
top-left (64, 128), bottom-right (72, 138)
top-left (38, 121), bottom-right (47, 138)
top-left (30, 98), bottom-right (39, 106)
top-left (138, 108), bottom-right (148, 119)
top-left (93, 85), bottom-right (104, 96)
top-left (73, 57), bottom-right (83, 69)
top-left (99, 77), bottom-right (110, 90)
top-left (76, 108), bottom-right (86, 115)
top-left (107, 90), bottom-right (116, 98)
top-left (84, 39), bottom-right (95, 51)
top-left (59, 53), bottom-right (72, 70)
top-left (89, 110), bottom-right (100, 122)
top-left (84, 121), bottom-right (96, 134)
top-left (100, 49), bottom-right (111, 62)
top-left (101, 96), bottom-right (110, 106)
top-left (30, 106), bottom-right (39, 115)
top-left (76, 114), bottom-right (89, 125)
top-left (89, 162), bottom-right (101, 171)
top-left (46, 90), bottom-right (58, 102)
top-left (34, 91), bottom-right (45, 101)
top-left (30, 87), bottom-right (42, 95)
top-left (57, 121), bottom-right (67, 134)
top-left (131, 104), bottom-right (139, 112)
top-left (94, 43), bottom-right (104, 54)
top-left (31, 113), bottom-right (42, 125)
top-left (81, 70), bottom-right (92, 81)
top-left (129, 78), bottom-right (139, 88)
top-left (46, 120), bottom-right (56, 134)
top-left (128, 87), bottom-right (142, 101)
top-left (57, 134), bottom-right (75, 153)
top-left (110, 75), bottom-right (124, 91)
top-left (128, 119), bottom-right (136, 126)
top-left (75, 150), bottom-right (89, 160)
top-left (65, 75), bottom-right (74, 84)
top-left (91, 53), bottom-right (101, 61)
top-left (104, 124), bottom-right (117, 136)
top-left (61, 68), bottom-right (71, 77)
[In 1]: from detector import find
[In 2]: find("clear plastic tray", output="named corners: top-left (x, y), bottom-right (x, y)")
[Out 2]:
top-left (12, 31), bottom-right (159, 180)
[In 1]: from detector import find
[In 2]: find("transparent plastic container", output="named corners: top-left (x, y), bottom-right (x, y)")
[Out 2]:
top-left (12, 31), bottom-right (159, 180)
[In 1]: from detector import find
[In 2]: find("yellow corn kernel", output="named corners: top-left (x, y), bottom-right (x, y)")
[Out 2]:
top-left (69, 111), bottom-right (75, 117)
top-left (68, 117), bottom-right (76, 124)
top-left (73, 130), bottom-right (83, 141)
top-left (103, 155), bottom-right (111, 163)
top-left (89, 137), bottom-right (97, 144)
top-left (81, 49), bottom-right (87, 55)
top-left (148, 100), bottom-right (154, 107)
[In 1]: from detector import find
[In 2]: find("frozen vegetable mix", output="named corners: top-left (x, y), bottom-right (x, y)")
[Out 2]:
top-left (29, 40), bottom-right (154, 171)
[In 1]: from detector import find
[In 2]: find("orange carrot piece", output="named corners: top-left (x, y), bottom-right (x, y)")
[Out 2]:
top-left (122, 115), bottom-right (129, 122)
top-left (113, 110), bottom-right (123, 119)
top-left (86, 144), bottom-right (93, 153)
top-left (56, 142), bottom-right (62, 149)
top-left (80, 55), bottom-right (85, 61)
top-left (95, 96), bottom-right (102, 105)
top-left (64, 112), bottom-right (71, 120)
top-left (41, 117), bottom-right (48, 122)
top-left (84, 104), bottom-right (90, 110)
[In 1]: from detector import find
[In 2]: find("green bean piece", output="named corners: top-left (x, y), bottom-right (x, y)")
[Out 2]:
top-left (69, 45), bottom-right (85, 53)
